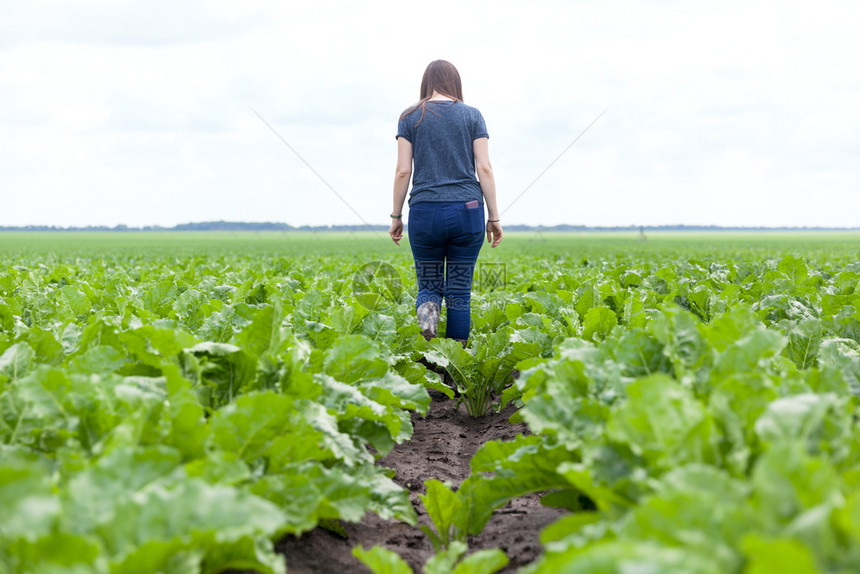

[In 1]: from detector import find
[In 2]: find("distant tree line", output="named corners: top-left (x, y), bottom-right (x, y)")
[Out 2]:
top-left (0, 221), bottom-right (857, 232)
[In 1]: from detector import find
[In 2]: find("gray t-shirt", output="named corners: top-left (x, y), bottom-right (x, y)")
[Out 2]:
top-left (396, 100), bottom-right (489, 206)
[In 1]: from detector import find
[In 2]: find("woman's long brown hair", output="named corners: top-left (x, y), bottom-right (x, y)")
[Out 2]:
top-left (400, 60), bottom-right (464, 128)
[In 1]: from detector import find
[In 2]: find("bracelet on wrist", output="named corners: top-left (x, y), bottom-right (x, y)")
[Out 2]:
top-left (390, 214), bottom-right (402, 219)
top-left (488, 218), bottom-right (500, 222)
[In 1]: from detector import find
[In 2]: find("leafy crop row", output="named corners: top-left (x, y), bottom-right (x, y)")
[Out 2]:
top-left (0, 253), bottom-right (441, 573)
top-left (406, 251), bottom-right (860, 572)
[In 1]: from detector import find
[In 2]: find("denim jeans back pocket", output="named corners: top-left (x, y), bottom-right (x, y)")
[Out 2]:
top-left (408, 205), bottom-right (436, 243)
top-left (461, 202), bottom-right (484, 234)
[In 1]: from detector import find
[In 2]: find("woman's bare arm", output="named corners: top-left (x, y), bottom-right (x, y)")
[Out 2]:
top-left (473, 137), bottom-right (502, 247)
top-left (389, 137), bottom-right (413, 245)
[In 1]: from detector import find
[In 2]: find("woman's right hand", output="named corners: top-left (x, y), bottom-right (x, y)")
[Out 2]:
top-left (389, 218), bottom-right (404, 245)
top-left (486, 220), bottom-right (503, 248)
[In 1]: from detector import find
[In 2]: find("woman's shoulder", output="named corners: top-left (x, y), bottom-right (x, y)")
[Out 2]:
top-left (454, 102), bottom-right (484, 118)
top-left (399, 102), bottom-right (423, 119)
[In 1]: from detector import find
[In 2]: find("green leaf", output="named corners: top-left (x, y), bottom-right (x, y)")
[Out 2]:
top-left (647, 306), bottom-right (707, 378)
top-left (352, 545), bottom-right (413, 574)
top-left (451, 549), bottom-right (508, 574)
top-left (235, 304), bottom-right (277, 359)
top-left (0, 458), bottom-right (60, 539)
top-left (476, 327), bottom-right (544, 393)
top-left (575, 284), bottom-right (598, 317)
top-left (254, 463), bottom-right (415, 535)
top-left (622, 291), bottom-right (647, 328)
top-left (359, 371), bottom-right (430, 416)
top-left (65, 345), bottom-right (125, 375)
top-left (184, 451), bottom-right (251, 485)
top-left (519, 361), bottom-right (611, 450)
top-left (419, 480), bottom-right (463, 550)
top-left (556, 460), bottom-right (637, 512)
top-left (425, 338), bottom-right (474, 391)
top-left (323, 335), bottom-right (389, 384)
top-left (184, 342), bottom-right (256, 407)
top-left (458, 438), bottom-right (575, 535)
top-left (529, 540), bottom-right (722, 574)
top-left (778, 254), bottom-right (811, 285)
top-left (1, 367), bottom-right (166, 454)
top-left (173, 287), bottom-right (207, 331)
top-left (0, 533), bottom-right (103, 573)
top-left (161, 369), bottom-right (211, 460)
top-left (54, 284), bottom-right (91, 319)
top-left (424, 541), bottom-right (467, 574)
top-left (298, 400), bottom-right (366, 465)
top-left (315, 374), bottom-right (407, 446)
top-left (18, 326), bottom-right (65, 366)
top-left (753, 393), bottom-right (851, 459)
top-left (119, 324), bottom-right (196, 371)
top-left (708, 372), bottom-right (778, 475)
top-left (62, 446), bottom-right (184, 535)
top-left (581, 306), bottom-right (616, 342)
top-left (539, 489), bottom-right (585, 511)
top-left (607, 374), bottom-right (719, 470)
top-left (0, 301), bottom-right (15, 334)
top-left (540, 512), bottom-right (602, 544)
top-left (618, 464), bottom-right (755, 572)
top-left (419, 525), bottom-right (445, 554)
top-left (329, 303), bottom-right (371, 335)
top-left (101, 480), bottom-right (285, 572)
top-left (209, 391), bottom-right (324, 467)
top-left (394, 360), bottom-right (454, 399)
top-left (0, 342), bottom-right (35, 383)
top-left (837, 488), bottom-right (860, 544)
top-left (782, 318), bottom-right (824, 369)
top-left (609, 329), bottom-right (668, 379)
top-left (700, 304), bottom-right (762, 352)
top-left (750, 443), bottom-right (841, 529)
top-left (741, 535), bottom-right (823, 574)
top-left (687, 284), bottom-right (715, 322)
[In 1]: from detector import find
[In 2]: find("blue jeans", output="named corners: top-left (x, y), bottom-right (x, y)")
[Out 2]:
top-left (408, 201), bottom-right (484, 340)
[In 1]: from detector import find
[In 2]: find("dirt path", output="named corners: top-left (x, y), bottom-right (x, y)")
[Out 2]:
top-left (277, 391), bottom-right (567, 573)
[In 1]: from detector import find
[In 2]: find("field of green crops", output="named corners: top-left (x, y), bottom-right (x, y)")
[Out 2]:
top-left (2, 231), bottom-right (860, 574)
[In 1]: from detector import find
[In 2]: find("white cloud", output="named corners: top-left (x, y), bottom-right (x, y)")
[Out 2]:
top-left (0, 1), bottom-right (267, 47)
top-left (1, 0), bottom-right (859, 227)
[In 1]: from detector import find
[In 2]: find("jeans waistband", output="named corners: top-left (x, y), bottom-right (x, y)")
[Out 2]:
top-left (410, 200), bottom-right (483, 207)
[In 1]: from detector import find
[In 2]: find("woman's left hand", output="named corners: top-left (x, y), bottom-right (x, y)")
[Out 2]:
top-left (389, 219), bottom-right (403, 245)
top-left (486, 220), bottom-right (503, 248)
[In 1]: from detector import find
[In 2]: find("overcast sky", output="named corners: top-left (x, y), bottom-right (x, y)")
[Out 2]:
top-left (1, 0), bottom-right (858, 228)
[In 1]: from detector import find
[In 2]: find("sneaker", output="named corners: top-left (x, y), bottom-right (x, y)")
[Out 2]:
top-left (417, 301), bottom-right (440, 340)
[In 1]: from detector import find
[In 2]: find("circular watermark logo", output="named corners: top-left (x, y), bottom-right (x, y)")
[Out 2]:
top-left (352, 261), bottom-right (403, 310)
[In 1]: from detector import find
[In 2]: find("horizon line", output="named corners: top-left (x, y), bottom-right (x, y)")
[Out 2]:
top-left (1, 221), bottom-right (859, 233)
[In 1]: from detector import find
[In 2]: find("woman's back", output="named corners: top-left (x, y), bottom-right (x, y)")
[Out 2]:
top-left (397, 100), bottom-right (488, 206)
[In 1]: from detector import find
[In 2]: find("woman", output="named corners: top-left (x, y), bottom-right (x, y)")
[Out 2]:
top-left (388, 60), bottom-right (503, 346)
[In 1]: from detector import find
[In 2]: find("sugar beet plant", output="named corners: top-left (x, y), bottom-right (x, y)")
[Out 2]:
top-left (424, 326), bottom-right (548, 416)
top-left (352, 478), bottom-right (509, 574)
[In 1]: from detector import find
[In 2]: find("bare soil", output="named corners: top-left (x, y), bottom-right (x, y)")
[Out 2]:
top-left (276, 389), bottom-right (567, 573)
